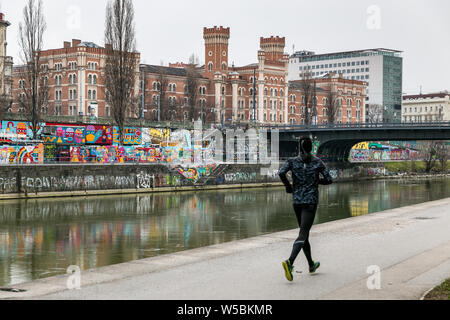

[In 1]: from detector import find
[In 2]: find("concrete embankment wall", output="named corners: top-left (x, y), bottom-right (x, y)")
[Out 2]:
top-left (0, 162), bottom-right (442, 200)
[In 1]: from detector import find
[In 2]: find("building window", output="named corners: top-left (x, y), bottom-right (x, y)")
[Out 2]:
top-left (208, 62), bottom-right (213, 72)
top-left (88, 90), bottom-right (92, 100)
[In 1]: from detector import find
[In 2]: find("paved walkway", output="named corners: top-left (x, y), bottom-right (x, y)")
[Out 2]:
top-left (2, 197), bottom-right (450, 300)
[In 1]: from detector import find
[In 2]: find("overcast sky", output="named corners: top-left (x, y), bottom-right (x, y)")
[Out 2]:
top-left (2, 0), bottom-right (448, 94)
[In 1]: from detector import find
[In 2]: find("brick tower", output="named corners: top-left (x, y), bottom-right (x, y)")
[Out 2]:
top-left (260, 36), bottom-right (285, 62)
top-left (203, 26), bottom-right (230, 79)
top-left (0, 12), bottom-right (12, 97)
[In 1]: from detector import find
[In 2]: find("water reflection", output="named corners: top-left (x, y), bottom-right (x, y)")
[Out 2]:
top-left (1, 177), bottom-right (449, 286)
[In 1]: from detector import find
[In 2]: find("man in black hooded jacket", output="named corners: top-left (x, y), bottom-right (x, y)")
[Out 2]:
top-left (278, 136), bottom-right (333, 281)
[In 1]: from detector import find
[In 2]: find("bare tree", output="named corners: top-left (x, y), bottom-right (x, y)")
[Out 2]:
top-left (156, 69), bottom-right (169, 121)
top-left (325, 85), bottom-right (339, 124)
top-left (299, 67), bottom-right (314, 125)
top-left (366, 104), bottom-right (383, 123)
top-left (435, 141), bottom-right (449, 172)
top-left (0, 94), bottom-right (12, 122)
top-left (104, 0), bottom-right (138, 145)
top-left (185, 63), bottom-right (200, 122)
top-left (17, 0), bottom-right (47, 140)
top-left (420, 141), bottom-right (439, 173)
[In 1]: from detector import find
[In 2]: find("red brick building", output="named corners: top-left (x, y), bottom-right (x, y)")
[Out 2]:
top-left (12, 39), bottom-right (141, 118)
top-left (11, 26), bottom-right (366, 126)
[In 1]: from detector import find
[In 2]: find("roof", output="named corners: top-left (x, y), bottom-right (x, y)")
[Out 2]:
top-left (140, 64), bottom-right (209, 79)
top-left (403, 92), bottom-right (449, 100)
top-left (289, 81), bottom-right (327, 92)
top-left (140, 64), bottom-right (188, 77)
top-left (291, 48), bottom-right (403, 60)
top-left (77, 42), bottom-right (103, 49)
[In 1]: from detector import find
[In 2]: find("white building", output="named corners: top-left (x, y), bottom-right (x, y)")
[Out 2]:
top-left (402, 92), bottom-right (449, 123)
top-left (288, 48), bottom-right (403, 123)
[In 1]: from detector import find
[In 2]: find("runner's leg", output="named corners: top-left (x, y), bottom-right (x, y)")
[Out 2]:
top-left (288, 204), bottom-right (317, 266)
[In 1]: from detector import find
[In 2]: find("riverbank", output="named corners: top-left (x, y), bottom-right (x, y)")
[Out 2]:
top-left (423, 278), bottom-right (450, 300)
top-left (0, 166), bottom-right (449, 201)
top-left (2, 197), bottom-right (450, 300)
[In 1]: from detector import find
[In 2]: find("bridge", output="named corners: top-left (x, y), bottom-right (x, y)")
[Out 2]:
top-left (269, 122), bottom-right (450, 162)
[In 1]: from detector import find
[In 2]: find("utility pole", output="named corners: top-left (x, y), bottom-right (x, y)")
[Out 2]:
top-left (313, 80), bottom-right (317, 125)
top-left (141, 71), bottom-right (145, 119)
top-left (252, 68), bottom-right (256, 123)
top-left (222, 82), bottom-right (225, 128)
top-left (157, 93), bottom-right (161, 122)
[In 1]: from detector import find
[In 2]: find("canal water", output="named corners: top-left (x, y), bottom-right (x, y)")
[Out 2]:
top-left (1, 177), bottom-right (449, 287)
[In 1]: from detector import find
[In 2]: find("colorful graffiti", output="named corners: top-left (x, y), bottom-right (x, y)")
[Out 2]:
top-left (0, 144), bottom-right (44, 164)
top-left (176, 164), bottom-right (216, 183)
top-left (113, 127), bottom-right (142, 145)
top-left (0, 121), bottom-right (45, 141)
top-left (42, 125), bottom-right (86, 145)
top-left (350, 142), bottom-right (419, 162)
top-left (85, 125), bottom-right (113, 145)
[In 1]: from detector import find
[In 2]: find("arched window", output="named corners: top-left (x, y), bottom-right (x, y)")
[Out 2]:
top-left (88, 75), bottom-right (92, 84)
top-left (222, 62), bottom-right (227, 70)
top-left (208, 62), bottom-right (213, 72)
top-left (93, 90), bottom-right (97, 100)
top-left (249, 88), bottom-right (253, 96)
top-left (347, 98), bottom-right (352, 107)
top-left (93, 75), bottom-right (97, 84)
top-left (264, 88), bottom-right (268, 96)
top-left (88, 90), bottom-right (92, 100)
top-left (280, 89), bottom-right (284, 97)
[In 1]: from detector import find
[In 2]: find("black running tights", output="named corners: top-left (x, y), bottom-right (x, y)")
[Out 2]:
top-left (288, 204), bottom-right (317, 267)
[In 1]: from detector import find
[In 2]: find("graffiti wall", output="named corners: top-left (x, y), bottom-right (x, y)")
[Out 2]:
top-left (0, 144), bottom-right (44, 164)
top-left (113, 127), bottom-right (142, 145)
top-left (349, 142), bottom-right (419, 162)
top-left (0, 121), bottom-right (45, 141)
top-left (85, 125), bottom-right (113, 145)
top-left (175, 164), bottom-right (217, 183)
top-left (42, 125), bottom-right (86, 145)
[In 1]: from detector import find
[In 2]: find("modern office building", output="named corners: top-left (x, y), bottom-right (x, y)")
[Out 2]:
top-left (288, 48), bottom-right (403, 123)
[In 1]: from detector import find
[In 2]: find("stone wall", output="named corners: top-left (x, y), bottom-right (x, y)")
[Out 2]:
top-left (0, 162), bottom-right (390, 196)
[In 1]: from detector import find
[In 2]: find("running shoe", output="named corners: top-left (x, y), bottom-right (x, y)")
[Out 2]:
top-left (309, 261), bottom-right (320, 274)
top-left (282, 260), bottom-right (294, 281)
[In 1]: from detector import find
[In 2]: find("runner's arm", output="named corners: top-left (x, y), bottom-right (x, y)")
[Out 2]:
top-left (278, 160), bottom-right (293, 193)
top-left (318, 161), bottom-right (333, 185)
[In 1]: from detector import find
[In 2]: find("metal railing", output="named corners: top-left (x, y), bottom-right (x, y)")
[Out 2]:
top-left (259, 121), bottom-right (450, 131)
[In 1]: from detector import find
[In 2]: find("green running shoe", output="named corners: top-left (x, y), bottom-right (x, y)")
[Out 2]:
top-left (282, 260), bottom-right (294, 281)
top-left (309, 261), bottom-right (320, 274)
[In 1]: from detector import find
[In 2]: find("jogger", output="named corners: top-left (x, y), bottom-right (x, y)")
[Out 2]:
top-left (278, 137), bottom-right (333, 281)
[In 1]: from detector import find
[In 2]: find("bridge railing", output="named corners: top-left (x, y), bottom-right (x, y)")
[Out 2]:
top-left (258, 121), bottom-right (450, 131)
